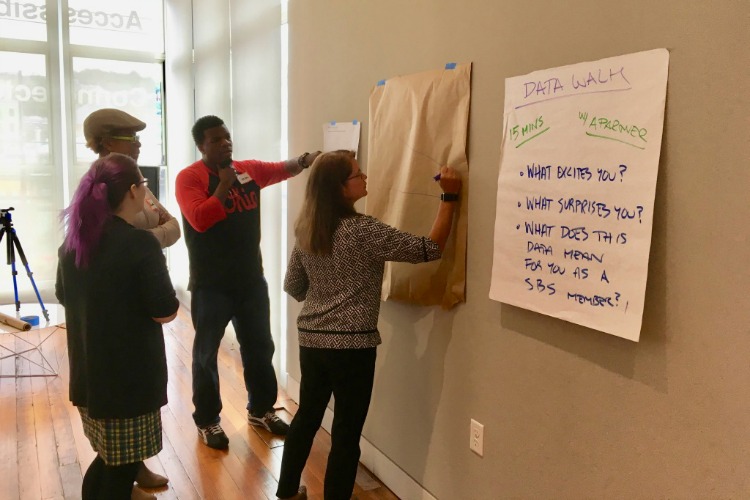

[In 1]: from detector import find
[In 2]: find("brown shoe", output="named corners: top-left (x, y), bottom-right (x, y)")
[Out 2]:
top-left (278, 485), bottom-right (307, 500)
top-left (131, 486), bottom-right (157, 500)
top-left (135, 462), bottom-right (169, 488)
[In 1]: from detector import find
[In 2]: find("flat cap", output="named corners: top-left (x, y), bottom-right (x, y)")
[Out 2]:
top-left (83, 108), bottom-right (146, 142)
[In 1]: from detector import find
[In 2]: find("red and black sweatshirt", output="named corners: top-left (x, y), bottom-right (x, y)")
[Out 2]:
top-left (176, 159), bottom-right (292, 291)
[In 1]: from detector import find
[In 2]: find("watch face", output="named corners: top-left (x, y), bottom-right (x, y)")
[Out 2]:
top-left (298, 153), bottom-right (310, 168)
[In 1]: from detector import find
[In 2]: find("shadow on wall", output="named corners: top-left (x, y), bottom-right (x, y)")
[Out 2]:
top-left (501, 122), bottom-right (671, 395)
top-left (369, 300), bottom-right (456, 484)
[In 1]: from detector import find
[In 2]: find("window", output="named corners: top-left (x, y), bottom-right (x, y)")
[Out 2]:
top-left (71, 58), bottom-right (165, 187)
top-left (0, 0), bottom-right (165, 304)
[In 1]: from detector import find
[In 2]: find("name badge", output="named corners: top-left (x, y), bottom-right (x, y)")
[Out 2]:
top-left (236, 172), bottom-right (252, 184)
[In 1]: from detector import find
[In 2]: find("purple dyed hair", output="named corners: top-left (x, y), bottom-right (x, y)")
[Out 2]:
top-left (61, 153), bottom-right (140, 268)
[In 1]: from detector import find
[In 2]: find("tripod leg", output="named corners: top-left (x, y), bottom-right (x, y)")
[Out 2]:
top-left (0, 228), bottom-right (19, 310)
top-left (0, 228), bottom-right (6, 298)
top-left (8, 231), bottom-right (20, 312)
top-left (10, 231), bottom-right (49, 322)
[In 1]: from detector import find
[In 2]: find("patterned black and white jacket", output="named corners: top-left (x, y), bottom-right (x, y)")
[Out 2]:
top-left (284, 214), bottom-right (441, 349)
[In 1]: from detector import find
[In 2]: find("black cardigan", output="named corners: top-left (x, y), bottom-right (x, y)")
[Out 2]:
top-left (56, 216), bottom-right (179, 419)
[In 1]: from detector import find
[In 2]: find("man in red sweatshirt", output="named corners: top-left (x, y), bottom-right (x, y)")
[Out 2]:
top-left (176, 114), bottom-right (318, 450)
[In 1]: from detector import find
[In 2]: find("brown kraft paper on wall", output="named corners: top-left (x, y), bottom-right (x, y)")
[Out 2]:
top-left (366, 63), bottom-right (471, 309)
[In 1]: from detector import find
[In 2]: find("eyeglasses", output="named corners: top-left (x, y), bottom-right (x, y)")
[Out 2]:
top-left (135, 178), bottom-right (148, 186)
top-left (346, 171), bottom-right (366, 181)
top-left (108, 134), bottom-right (140, 143)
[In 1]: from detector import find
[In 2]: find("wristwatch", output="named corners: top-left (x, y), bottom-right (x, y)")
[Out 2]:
top-left (440, 192), bottom-right (459, 202)
top-left (297, 152), bottom-right (310, 169)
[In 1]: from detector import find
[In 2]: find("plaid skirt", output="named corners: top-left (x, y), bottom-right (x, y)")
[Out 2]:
top-left (78, 407), bottom-right (163, 466)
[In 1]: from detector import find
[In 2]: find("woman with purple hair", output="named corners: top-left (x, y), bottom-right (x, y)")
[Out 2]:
top-left (55, 153), bottom-right (179, 500)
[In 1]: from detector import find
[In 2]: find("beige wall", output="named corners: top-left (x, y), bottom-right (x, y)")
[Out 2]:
top-left (286, 1), bottom-right (750, 498)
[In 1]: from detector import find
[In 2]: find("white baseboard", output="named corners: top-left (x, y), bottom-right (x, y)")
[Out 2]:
top-left (285, 375), bottom-right (436, 500)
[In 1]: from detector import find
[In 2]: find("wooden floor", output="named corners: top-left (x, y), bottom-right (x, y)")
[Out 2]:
top-left (0, 306), bottom-right (398, 500)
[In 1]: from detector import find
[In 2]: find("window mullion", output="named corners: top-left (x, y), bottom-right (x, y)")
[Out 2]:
top-left (47, 0), bottom-right (75, 206)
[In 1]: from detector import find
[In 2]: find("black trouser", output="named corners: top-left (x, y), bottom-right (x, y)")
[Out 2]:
top-left (277, 346), bottom-right (376, 500)
top-left (82, 455), bottom-right (139, 500)
top-left (190, 282), bottom-right (278, 427)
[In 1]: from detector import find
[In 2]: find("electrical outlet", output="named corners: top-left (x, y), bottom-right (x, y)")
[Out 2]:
top-left (470, 419), bottom-right (484, 456)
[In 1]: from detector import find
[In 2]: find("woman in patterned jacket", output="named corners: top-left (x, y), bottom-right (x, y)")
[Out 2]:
top-left (276, 150), bottom-right (461, 500)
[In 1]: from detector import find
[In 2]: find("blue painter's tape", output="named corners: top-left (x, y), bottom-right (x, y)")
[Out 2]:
top-left (353, 120), bottom-right (358, 125)
top-left (445, 62), bottom-right (457, 69)
top-left (21, 315), bottom-right (39, 326)
top-left (377, 79), bottom-right (386, 86)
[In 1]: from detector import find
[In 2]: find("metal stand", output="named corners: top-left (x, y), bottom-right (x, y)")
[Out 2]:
top-left (0, 207), bottom-right (49, 321)
top-left (0, 326), bottom-right (61, 378)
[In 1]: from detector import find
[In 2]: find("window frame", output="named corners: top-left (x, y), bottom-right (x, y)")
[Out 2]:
top-left (0, 0), bottom-right (167, 301)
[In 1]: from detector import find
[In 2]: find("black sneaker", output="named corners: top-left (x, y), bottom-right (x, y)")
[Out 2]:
top-left (248, 410), bottom-right (289, 435)
top-left (197, 423), bottom-right (229, 449)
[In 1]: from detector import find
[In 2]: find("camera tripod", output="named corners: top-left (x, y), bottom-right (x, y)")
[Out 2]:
top-left (0, 207), bottom-right (49, 321)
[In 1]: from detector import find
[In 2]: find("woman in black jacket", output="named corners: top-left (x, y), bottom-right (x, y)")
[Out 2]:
top-left (56, 153), bottom-right (179, 500)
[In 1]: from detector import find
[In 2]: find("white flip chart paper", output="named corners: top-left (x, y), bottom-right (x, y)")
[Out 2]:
top-left (490, 49), bottom-right (669, 341)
